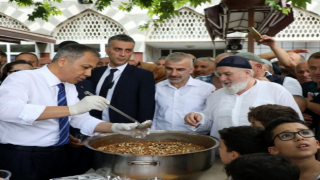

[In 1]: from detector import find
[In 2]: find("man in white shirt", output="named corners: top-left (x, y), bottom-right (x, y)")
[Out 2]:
top-left (0, 44), bottom-right (147, 180)
top-left (184, 56), bottom-right (303, 140)
top-left (151, 52), bottom-right (215, 133)
top-left (234, 38), bottom-right (306, 112)
top-left (235, 52), bottom-right (303, 96)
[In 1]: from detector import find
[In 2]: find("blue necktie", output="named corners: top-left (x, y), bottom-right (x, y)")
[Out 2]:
top-left (55, 83), bottom-right (70, 146)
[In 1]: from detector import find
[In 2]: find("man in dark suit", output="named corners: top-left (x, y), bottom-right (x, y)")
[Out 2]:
top-left (89, 34), bottom-right (155, 123)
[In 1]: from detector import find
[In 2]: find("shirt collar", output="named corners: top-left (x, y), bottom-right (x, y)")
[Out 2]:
top-left (309, 81), bottom-right (320, 91)
top-left (107, 63), bottom-right (128, 72)
top-left (186, 76), bottom-right (200, 87)
top-left (198, 74), bottom-right (214, 78)
top-left (265, 71), bottom-right (272, 76)
top-left (39, 66), bottom-right (63, 87)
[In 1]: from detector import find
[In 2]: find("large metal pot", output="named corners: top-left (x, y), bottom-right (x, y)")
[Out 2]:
top-left (85, 130), bottom-right (219, 180)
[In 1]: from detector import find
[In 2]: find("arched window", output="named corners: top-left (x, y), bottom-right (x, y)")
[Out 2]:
top-left (53, 10), bottom-right (127, 42)
top-left (146, 8), bottom-right (210, 41)
top-left (276, 8), bottom-right (320, 40)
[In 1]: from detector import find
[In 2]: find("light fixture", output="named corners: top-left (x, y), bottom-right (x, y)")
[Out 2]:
top-left (78, 0), bottom-right (93, 4)
top-left (186, 45), bottom-right (195, 48)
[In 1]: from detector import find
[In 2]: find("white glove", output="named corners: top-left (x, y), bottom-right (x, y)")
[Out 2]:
top-left (69, 96), bottom-right (110, 115)
top-left (111, 123), bottom-right (150, 138)
top-left (137, 120), bottom-right (153, 129)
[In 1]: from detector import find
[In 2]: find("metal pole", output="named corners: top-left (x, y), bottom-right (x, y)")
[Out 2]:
top-left (248, 9), bottom-right (254, 53)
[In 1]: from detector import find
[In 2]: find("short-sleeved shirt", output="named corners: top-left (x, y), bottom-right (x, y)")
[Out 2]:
top-left (301, 81), bottom-right (320, 98)
top-left (301, 81), bottom-right (320, 139)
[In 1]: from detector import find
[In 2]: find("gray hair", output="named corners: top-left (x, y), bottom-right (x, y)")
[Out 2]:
top-left (52, 43), bottom-right (100, 63)
top-left (295, 60), bottom-right (308, 72)
top-left (215, 52), bottom-right (235, 60)
top-left (194, 57), bottom-right (215, 67)
top-left (107, 34), bottom-right (135, 47)
top-left (157, 56), bottom-right (167, 61)
top-left (250, 69), bottom-right (255, 76)
top-left (165, 52), bottom-right (193, 67)
top-left (288, 51), bottom-right (306, 63)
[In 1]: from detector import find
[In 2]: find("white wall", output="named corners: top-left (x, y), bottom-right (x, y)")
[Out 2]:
top-left (145, 45), bottom-right (161, 62)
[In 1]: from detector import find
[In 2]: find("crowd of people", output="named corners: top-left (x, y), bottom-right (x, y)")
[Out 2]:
top-left (0, 33), bottom-right (319, 180)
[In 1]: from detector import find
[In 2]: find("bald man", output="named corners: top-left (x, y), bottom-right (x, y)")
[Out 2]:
top-left (295, 61), bottom-right (311, 84)
top-left (97, 57), bottom-right (110, 67)
top-left (16, 53), bottom-right (39, 68)
top-left (39, 57), bottom-right (52, 67)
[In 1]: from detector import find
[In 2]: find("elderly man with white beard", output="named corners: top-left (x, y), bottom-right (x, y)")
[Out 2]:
top-left (184, 56), bottom-right (303, 140)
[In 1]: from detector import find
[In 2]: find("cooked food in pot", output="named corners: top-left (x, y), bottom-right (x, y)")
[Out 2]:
top-left (97, 141), bottom-right (206, 155)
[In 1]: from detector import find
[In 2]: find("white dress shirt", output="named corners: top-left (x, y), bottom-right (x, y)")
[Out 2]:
top-left (191, 80), bottom-right (303, 139)
top-left (96, 63), bottom-right (127, 122)
top-left (265, 71), bottom-right (302, 96)
top-left (0, 66), bottom-right (102, 146)
top-left (282, 76), bottom-right (303, 96)
top-left (151, 77), bottom-right (215, 133)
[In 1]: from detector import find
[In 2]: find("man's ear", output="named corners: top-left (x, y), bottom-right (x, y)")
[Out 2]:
top-left (244, 69), bottom-right (252, 76)
top-left (231, 151), bottom-right (241, 160)
top-left (189, 66), bottom-right (195, 74)
top-left (57, 56), bottom-right (67, 68)
top-left (268, 146), bottom-right (280, 155)
top-left (256, 63), bottom-right (263, 70)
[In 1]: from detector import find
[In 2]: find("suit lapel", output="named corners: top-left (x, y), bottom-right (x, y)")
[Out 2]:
top-left (112, 65), bottom-right (134, 101)
top-left (94, 66), bottom-right (108, 84)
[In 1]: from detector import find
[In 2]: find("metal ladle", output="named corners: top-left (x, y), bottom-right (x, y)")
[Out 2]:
top-left (84, 91), bottom-right (152, 129)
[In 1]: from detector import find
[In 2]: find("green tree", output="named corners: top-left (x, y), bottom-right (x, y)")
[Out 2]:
top-left (9, 0), bottom-right (211, 30)
top-left (265, 0), bottom-right (311, 15)
top-left (9, 0), bottom-right (311, 30)
top-left (9, 0), bottom-right (63, 21)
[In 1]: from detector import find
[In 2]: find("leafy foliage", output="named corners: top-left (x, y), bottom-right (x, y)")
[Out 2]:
top-left (9, 0), bottom-right (311, 29)
top-left (9, 0), bottom-right (63, 21)
top-left (9, 0), bottom-right (210, 29)
top-left (95, 0), bottom-right (113, 11)
top-left (265, 0), bottom-right (311, 15)
top-left (116, 0), bottom-right (211, 30)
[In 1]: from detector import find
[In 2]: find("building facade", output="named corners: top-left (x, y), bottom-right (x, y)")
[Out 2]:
top-left (0, 0), bottom-right (320, 62)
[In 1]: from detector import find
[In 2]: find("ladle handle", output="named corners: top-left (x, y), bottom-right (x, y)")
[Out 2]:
top-left (84, 91), bottom-right (141, 125)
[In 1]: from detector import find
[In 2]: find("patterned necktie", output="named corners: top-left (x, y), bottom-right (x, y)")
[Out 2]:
top-left (55, 83), bottom-right (70, 146)
top-left (99, 68), bottom-right (118, 98)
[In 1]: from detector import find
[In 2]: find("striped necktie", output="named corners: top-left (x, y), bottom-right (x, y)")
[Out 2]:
top-left (55, 83), bottom-right (70, 146)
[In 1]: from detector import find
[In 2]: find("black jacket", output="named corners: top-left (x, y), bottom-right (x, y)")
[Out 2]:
top-left (88, 64), bottom-right (155, 123)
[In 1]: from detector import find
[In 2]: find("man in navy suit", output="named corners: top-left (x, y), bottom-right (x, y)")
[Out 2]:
top-left (89, 34), bottom-right (155, 123)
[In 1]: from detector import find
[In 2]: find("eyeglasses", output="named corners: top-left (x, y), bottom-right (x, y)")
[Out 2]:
top-left (272, 129), bottom-right (315, 143)
top-left (8, 70), bottom-right (22, 73)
